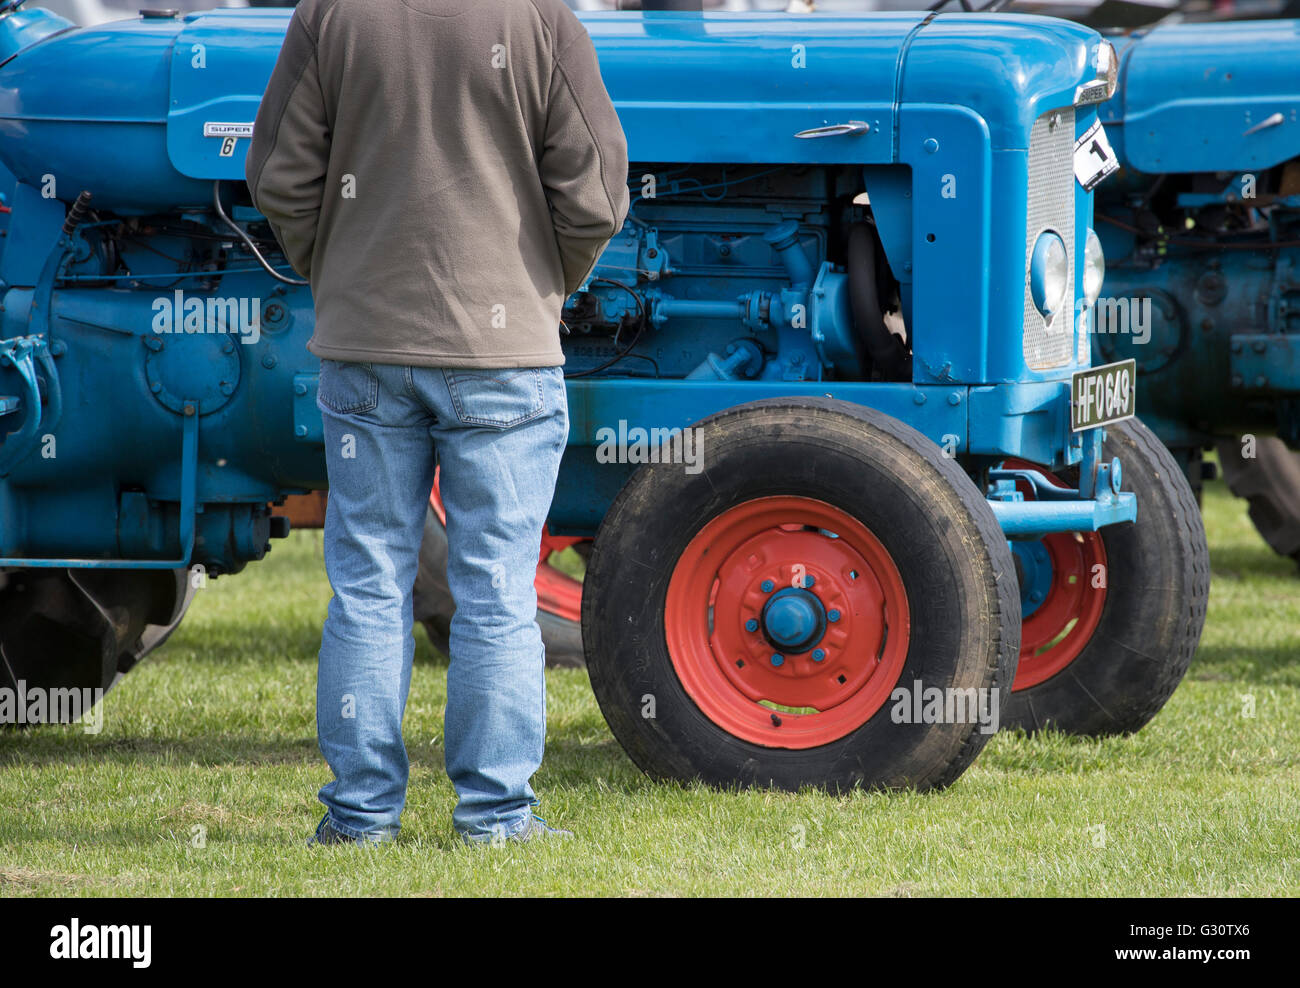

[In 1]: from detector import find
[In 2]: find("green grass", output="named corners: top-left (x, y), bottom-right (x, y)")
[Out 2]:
top-left (1, 478), bottom-right (1298, 897)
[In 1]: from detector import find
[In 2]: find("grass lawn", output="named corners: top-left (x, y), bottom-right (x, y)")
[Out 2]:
top-left (1, 475), bottom-right (1297, 897)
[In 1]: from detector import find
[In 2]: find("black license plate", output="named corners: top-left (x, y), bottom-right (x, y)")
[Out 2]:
top-left (1071, 359), bottom-right (1136, 432)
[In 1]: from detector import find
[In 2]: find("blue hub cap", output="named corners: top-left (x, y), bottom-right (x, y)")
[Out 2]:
top-left (760, 587), bottom-right (828, 653)
top-left (1011, 539), bottom-right (1054, 619)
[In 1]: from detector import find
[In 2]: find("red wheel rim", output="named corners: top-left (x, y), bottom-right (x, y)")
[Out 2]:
top-left (663, 496), bottom-right (910, 749)
top-left (430, 468), bottom-right (585, 623)
top-left (1003, 460), bottom-right (1109, 691)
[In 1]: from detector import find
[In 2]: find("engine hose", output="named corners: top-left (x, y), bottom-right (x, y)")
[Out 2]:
top-left (847, 222), bottom-right (911, 381)
top-left (212, 181), bottom-right (310, 287)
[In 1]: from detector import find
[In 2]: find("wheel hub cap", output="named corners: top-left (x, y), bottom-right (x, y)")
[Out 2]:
top-left (1001, 459), bottom-right (1109, 691)
top-left (663, 495), bottom-right (911, 749)
top-left (761, 587), bottom-right (827, 652)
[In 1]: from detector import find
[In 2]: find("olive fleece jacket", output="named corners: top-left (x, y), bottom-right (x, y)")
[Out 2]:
top-left (246, 0), bottom-right (629, 367)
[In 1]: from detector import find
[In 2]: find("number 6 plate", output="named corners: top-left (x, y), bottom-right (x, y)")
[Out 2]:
top-left (1071, 358), bottom-right (1136, 432)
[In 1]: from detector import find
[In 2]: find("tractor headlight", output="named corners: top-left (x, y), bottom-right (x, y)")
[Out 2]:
top-left (1075, 41), bottom-right (1118, 105)
top-left (1030, 230), bottom-right (1069, 318)
top-left (1084, 229), bottom-right (1105, 305)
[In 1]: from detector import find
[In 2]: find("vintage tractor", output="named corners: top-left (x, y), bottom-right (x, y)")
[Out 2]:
top-left (0, 2), bottom-right (1207, 790)
top-left (1090, 17), bottom-right (1300, 566)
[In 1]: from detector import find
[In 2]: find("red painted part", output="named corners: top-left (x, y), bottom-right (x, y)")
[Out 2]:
top-left (663, 495), bottom-right (910, 749)
top-left (429, 468), bottom-right (585, 623)
top-left (1003, 459), bottom-right (1109, 691)
top-left (273, 491), bottom-right (328, 529)
top-left (541, 532), bottom-right (584, 556)
top-left (534, 547), bottom-right (584, 622)
top-left (429, 470), bottom-right (447, 527)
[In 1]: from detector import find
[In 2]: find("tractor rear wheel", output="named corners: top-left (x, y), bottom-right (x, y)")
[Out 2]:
top-left (581, 398), bottom-right (1019, 792)
top-left (1004, 417), bottom-right (1209, 735)
top-left (412, 472), bottom-right (586, 667)
top-left (0, 567), bottom-right (192, 725)
top-left (1216, 435), bottom-right (1300, 569)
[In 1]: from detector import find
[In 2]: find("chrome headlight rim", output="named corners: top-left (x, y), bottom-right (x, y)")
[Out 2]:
top-left (1030, 229), bottom-right (1070, 319)
top-left (1084, 228), bottom-right (1105, 306)
top-left (1074, 41), bottom-right (1118, 106)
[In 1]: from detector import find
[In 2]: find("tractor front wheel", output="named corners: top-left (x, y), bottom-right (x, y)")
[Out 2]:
top-left (581, 398), bottom-right (1019, 792)
top-left (1004, 417), bottom-right (1209, 734)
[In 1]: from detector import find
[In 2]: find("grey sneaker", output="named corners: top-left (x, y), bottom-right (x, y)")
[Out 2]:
top-left (460, 812), bottom-right (574, 847)
top-left (307, 814), bottom-right (394, 848)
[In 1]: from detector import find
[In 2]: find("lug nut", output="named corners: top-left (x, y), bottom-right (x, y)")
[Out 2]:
top-left (812, 649), bottom-right (826, 662)
top-left (761, 580), bottom-right (774, 593)
top-left (770, 654), bottom-right (784, 667)
top-left (745, 619), bottom-right (758, 632)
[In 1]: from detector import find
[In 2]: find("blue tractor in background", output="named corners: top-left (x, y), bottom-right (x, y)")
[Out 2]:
top-left (0, 1), bottom-right (1208, 790)
top-left (1091, 16), bottom-right (1300, 565)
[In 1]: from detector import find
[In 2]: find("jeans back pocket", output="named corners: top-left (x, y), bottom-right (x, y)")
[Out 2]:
top-left (317, 360), bottom-right (379, 415)
top-left (442, 368), bottom-right (546, 428)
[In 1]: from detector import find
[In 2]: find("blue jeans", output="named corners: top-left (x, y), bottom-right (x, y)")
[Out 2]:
top-left (314, 360), bottom-right (568, 842)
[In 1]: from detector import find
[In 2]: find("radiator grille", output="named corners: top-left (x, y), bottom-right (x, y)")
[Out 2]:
top-left (1022, 106), bottom-right (1075, 370)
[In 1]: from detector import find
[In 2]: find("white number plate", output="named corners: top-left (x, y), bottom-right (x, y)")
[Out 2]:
top-left (1073, 120), bottom-right (1119, 192)
top-left (1071, 359), bottom-right (1136, 432)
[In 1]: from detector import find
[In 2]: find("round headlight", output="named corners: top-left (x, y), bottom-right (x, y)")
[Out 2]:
top-left (1084, 228), bottom-right (1105, 305)
top-left (1030, 231), bottom-right (1069, 318)
top-left (1076, 42), bottom-right (1119, 105)
top-left (1096, 41), bottom-right (1118, 101)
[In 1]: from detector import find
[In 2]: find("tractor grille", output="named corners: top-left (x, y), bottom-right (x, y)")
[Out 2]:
top-left (1022, 106), bottom-right (1076, 370)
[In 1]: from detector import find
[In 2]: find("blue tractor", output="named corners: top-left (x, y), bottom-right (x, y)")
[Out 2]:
top-left (1089, 15), bottom-right (1300, 565)
top-left (0, 1), bottom-right (1207, 790)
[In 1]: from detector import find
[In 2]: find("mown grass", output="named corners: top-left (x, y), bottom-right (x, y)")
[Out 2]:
top-left (0, 477), bottom-right (1297, 896)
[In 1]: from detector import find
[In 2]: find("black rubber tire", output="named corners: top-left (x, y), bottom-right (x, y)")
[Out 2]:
top-left (119, 569), bottom-right (195, 674)
top-left (1005, 417), bottom-right (1209, 735)
top-left (581, 397), bottom-right (1020, 793)
top-left (411, 505), bottom-right (586, 668)
top-left (1215, 435), bottom-right (1300, 568)
top-left (1166, 444), bottom-right (1206, 507)
top-left (0, 567), bottom-right (192, 724)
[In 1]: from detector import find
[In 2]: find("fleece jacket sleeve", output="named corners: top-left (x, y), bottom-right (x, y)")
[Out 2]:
top-left (539, 28), bottom-right (630, 297)
top-left (245, 10), bottom-right (331, 280)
